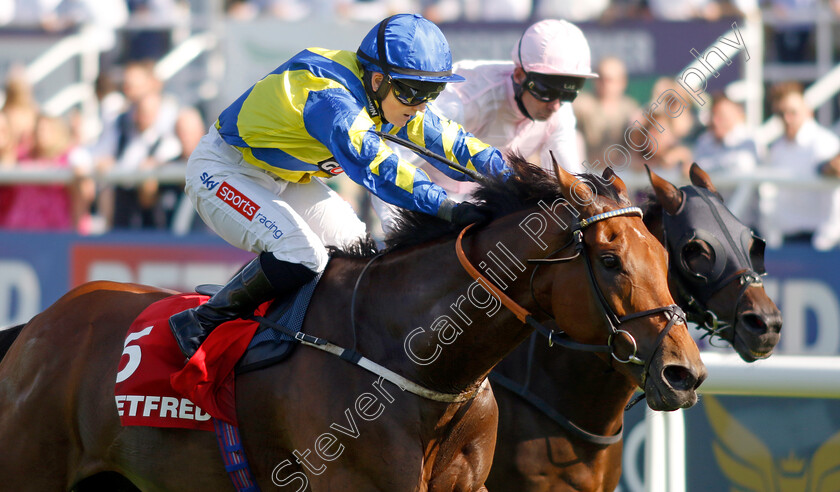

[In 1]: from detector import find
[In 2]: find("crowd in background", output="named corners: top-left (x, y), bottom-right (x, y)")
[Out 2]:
top-left (571, 59), bottom-right (840, 250)
top-left (1, 0), bottom-right (840, 249)
top-left (0, 58), bottom-right (203, 234)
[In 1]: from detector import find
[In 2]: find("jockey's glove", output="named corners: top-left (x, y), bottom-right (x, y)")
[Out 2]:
top-left (439, 200), bottom-right (491, 227)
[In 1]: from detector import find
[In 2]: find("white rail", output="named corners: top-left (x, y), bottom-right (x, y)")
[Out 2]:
top-left (22, 26), bottom-right (102, 123)
top-left (0, 163), bottom-right (187, 185)
top-left (644, 353), bottom-right (840, 492)
top-left (24, 28), bottom-right (101, 85)
top-left (699, 352), bottom-right (840, 398)
top-left (155, 32), bottom-right (217, 82)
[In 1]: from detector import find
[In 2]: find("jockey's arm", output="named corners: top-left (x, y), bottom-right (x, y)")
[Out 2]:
top-left (397, 109), bottom-right (510, 183)
top-left (305, 90), bottom-right (453, 218)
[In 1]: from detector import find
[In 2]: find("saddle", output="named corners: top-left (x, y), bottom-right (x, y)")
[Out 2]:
top-left (196, 272), bottom-right (322, 374)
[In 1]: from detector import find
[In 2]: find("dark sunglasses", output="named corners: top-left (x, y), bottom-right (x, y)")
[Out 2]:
top-left (524, 74), bottom-right (586, 103)
top-left (390, 77), bottom-right (446, 106)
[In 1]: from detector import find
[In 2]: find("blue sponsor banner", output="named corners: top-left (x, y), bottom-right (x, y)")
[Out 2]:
top-left (0, 231), bottom-right (252, 327)
top-left (691, 246), bottom-right (840, 356)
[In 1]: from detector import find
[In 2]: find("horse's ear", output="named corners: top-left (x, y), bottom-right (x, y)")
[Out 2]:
top-left (552, 151), bottom-right (595, 213)
top-left (602, 166), bottom-right (629, 201)
top-left (688, 162), bottom-right (718, 194)
top-left (646, 164), bottom-right (682, 215)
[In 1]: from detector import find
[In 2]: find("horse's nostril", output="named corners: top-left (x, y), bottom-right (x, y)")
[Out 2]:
top-left (663, 365), bottom-right (696, 392)
top-left (739, 313), bottom-right (769, 336)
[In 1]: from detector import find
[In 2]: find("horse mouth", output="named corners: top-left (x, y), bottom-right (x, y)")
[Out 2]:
top-left (644, 364), bottom-right (704, 411)
top-left (645, 381), bottom-right (698, 411)
top-left (732, 333), bottom-right (775, 362)
top-left (731, 311), bottom-right (781, 362)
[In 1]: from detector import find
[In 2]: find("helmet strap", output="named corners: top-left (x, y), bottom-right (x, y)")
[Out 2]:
top-left (511, 74), bottom-right (534, 121)
top-left (362, 71), bottom-right (391, 124)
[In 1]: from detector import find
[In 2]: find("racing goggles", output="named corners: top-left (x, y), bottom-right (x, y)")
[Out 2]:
top-left (523, 74), bottom-right (586, 103)
top-left (390, 77), bottom-right (446, 106)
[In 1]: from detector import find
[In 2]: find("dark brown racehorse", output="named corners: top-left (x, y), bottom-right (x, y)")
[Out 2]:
top-left (0, 160), bottom-right (706, 491)
top-left (486, 164), bottom-right (782, 492)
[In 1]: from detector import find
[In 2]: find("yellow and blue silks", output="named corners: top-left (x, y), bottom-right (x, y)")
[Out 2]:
top-left (216, 48), bottom-right (509, 216)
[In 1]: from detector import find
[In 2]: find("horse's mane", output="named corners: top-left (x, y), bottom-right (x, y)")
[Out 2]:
top-left (331, 154), bottom-right (622, 259)
top-left (639, 192), bottom-right (663, 227)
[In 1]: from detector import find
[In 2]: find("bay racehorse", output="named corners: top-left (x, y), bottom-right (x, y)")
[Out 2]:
top-left (486, 163), bottom-right (782, 491)
top-left (0, 160), bottom-right (706, 491)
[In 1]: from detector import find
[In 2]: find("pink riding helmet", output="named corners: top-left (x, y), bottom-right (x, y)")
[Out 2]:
top-left (513, 19), bottom-right (599, 79)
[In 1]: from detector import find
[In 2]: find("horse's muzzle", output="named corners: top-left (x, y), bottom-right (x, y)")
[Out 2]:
top-left (645, 360), bottom-right (707, 411)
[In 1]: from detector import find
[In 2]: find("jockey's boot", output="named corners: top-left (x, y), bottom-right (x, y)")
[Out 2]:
top-left (169, 253), bottom-right (316, 359)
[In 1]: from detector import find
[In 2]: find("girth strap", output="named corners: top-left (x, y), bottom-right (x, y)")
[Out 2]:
top-left (250, 314), bottom-right (484, 403)
top-left (489, 370), bottom-right (623, 446)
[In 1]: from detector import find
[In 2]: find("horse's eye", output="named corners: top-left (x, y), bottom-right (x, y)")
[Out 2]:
top-left (601, 254), bottom-right (621, 270)
top-left (682, 240), bottom-right (715, 277)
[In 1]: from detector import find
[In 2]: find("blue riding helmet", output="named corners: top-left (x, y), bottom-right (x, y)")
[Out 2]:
top-left (356, 14), bottom-right (465, 83)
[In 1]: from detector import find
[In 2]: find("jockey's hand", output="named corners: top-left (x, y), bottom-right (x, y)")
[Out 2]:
top-left (451, 202), bottom-right (491, 227)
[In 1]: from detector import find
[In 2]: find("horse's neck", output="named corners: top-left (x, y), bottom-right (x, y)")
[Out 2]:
top-left (510, 339), bottom-right (635, 436)
top-left (353, 227), bottom-right (540, 395)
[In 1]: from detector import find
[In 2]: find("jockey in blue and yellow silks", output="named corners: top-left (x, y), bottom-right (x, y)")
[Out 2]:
top-left (169, 13), bottom-right (511, 359)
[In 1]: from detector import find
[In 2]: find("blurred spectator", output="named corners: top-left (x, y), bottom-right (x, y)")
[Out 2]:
top-left (421, 0), bottom-right (531, 22)
top-left (84, 60), bottom-right (183, 231)
top-left (87, 70), bottom-right (128, 145)
top-left (646, 0), bottom-right (722, 20)
top-left (119, 59), bottom-right (179, 137)
top-left (174, 106), bottom-right (204, 159)
top-left (2, 66), bottom-right (39, 160)
top-left (649, 77), bottom-right (696, 142)
top-left (5, 0), bottom-right (62, 28)
top-left (692, 92), bottom-right (759, 174)
top-left (762, 83), bottom-right (840, 248)
top-left (728, 0), bottom-right (760, 16)
top-left (226, 0), bottom-right (342, 20)
top-left (574, 56), bottom-right (640, 166)
top-left (628, 112), bottom-right (692, 174)
top-left (692, 92), bottom-right (760, 226)
top-left (0, 111), bottom-right (15, 223)
top-left (95, 91), bottom-right (182, 230)
top-left (534, 0), bottom-right (610, 22)
top-left (0, 111), bottom-right (16, 167)
top-left (157, 105), bottom-right (205, 227)
top-left (0, 115), bottom-right (87, 231)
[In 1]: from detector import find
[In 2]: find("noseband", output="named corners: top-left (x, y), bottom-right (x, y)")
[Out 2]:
top-left (456, 206), bottom-right (685, 389)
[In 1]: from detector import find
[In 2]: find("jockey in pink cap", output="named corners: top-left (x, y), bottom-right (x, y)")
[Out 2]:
top-left (399, 19), bottom-right (599, 202)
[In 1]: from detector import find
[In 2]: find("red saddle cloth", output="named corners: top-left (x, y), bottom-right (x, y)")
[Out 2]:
top-left (114, 294), bottom-right (270, 430)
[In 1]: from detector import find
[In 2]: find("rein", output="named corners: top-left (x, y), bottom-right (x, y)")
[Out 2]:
top-left (456, 206), bottom-right (685, 384)
top-left (458, 204), bottom-right (687, 429)
top-left (489, 365), bottom-right (623, 446)
top-left (672, 267), bottom-right (763, 344)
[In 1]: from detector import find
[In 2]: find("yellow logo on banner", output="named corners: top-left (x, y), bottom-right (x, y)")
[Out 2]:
top-left (704, 395), bottom-right (840, 491)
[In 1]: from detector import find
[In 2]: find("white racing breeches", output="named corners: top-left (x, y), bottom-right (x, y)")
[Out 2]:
top-left (184, 126), bottom-right (367, 273)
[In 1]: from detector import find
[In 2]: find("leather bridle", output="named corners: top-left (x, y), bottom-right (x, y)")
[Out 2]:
top-left (660, 185), bottom-right (766, 344)
top-left (457, 205), bottom-right (686, 388)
